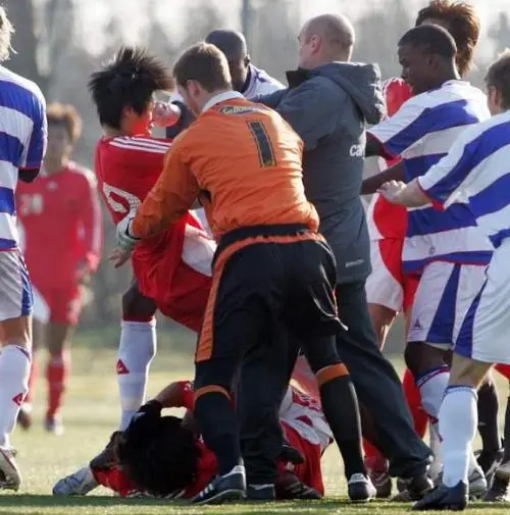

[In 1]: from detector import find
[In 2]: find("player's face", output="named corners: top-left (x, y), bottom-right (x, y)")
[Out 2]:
top-left (123, 99), bottom-right (154, 136)
top-left (398, 44), bottom-right (434, 95)
top-left (298, 26), bottom-right (318, 70)
top-left (45, 124), bottom-right (72, 164)
top-left (178, 82), bottom-right (203, 117)
top-left (228, 56), bottom-right (249, 93)
top-left (487, 85), bottom-right (504, 115)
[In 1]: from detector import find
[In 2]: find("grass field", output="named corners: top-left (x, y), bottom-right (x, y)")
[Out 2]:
top-left (1, 336), bottom-right (508, 514)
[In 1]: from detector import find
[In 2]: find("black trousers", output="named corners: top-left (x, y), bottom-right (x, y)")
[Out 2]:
top-left (335, 280), bottom-right (431, 478)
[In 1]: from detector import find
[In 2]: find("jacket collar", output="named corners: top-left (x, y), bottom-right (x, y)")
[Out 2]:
top-left (202, 91), bottom-right (244, 113)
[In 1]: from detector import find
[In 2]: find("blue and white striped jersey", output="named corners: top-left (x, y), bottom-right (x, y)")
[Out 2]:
top-left (419, 109), bottom-right (510, 249)
top-left (369, 80), bottom-right (492, 272)
top-left (0, 66), bottom-right (46, 250)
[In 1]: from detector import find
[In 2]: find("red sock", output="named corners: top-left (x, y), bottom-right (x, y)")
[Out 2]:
top-left (363, 438), bottom-right (385, 464)
top-left (46, 351), bottom-right (70, 419)
top-left (24, 358), bottom-right (38, 405)
top-left (402, 368), bottom-right (428, 438)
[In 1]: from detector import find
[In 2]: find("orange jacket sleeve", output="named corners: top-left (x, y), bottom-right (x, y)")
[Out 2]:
top-left (131, 136), bottom-right (199, 239)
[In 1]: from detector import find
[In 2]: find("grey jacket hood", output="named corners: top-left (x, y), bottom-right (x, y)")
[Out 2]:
top-left (310, 62), bottom-right (385, 125)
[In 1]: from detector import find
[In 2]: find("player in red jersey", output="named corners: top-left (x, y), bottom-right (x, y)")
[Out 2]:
top-left (88, 47), bottom-right (215, 432)
top-left (52, 379), bottom-right (331, 500)
top-left (362, 1), bottom-right (488, 499)
top-left (16, 103), bottom-right (102, 434)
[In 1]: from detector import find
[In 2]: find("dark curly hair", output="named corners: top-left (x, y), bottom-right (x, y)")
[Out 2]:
top-left (117, 413), bottom-right (200, 497)
top-left (415, 0), bottom-right (480, 77)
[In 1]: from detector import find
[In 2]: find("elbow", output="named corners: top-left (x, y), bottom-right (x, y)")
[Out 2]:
top-left (19, 169), bottom-right (40, 183)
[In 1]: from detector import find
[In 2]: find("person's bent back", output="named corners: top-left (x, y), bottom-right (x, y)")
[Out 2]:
top-left (131, 94), bottom-right (318, 242)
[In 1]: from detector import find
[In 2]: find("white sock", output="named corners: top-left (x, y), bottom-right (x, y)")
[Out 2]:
top-left (117, 320), bottom-right (157, 430)
top-left (417, 366), bottom-right (450, 422)
top-left (439, 385), bottom-right (478, 487)
top-left (0, 345), bottom-right (31, 447)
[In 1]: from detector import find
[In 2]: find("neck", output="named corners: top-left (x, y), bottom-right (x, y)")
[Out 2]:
top-left (201, 88), bottom-right (235, 112)
top-left (44, 157), bottom-right (67, 175)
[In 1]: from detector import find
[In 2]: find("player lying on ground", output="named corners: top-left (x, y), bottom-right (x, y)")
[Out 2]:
top-left (53, 380), bottom-right (330, 501)
top-left (16, 103), bottom-right (103, 435)
top-left (379, 49), bottom-right (510, 511)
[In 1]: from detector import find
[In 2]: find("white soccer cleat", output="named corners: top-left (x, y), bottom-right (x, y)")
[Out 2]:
top-left (0, 447), bottom-right (21, 491)
top-left (52, 466), bottom-right (98, 496)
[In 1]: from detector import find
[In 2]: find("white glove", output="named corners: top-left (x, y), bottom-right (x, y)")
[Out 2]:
top-left (116, 216), bottom-right (140, 251)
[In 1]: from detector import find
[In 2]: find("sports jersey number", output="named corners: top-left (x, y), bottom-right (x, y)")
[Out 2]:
top-left (247, 121), bottom-right (276, 168)
top-left (102, 183), bottom-right (141, 215)
top-left (19, 194), bottom-right (44, 216)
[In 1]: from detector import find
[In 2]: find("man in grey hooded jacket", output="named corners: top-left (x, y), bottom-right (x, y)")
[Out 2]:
top-left (255, 14), bottom-right (432, 493)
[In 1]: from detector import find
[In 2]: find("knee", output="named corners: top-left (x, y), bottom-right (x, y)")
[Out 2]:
top-left (122, 285), bottom-right (156, 322)
top-left (404, 342), bottom-right (423, 376)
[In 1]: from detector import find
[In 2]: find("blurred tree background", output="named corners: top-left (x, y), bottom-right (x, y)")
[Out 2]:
top-left (4, 0), bottom-right (509, 350)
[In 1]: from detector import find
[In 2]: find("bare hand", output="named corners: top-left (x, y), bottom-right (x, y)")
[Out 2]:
top-left (152, 101), bottom-right (181, 128)
top-left (109, 247), bottom-right (132, 268)
top-left (378, 180), bottom-right (407, 204)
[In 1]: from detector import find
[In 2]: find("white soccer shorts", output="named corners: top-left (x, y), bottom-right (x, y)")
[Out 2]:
top-left (408, 261), bottom-right (487, 349)
top-left (455, 243), bottom-right (510, 364)
top-left (0, 249), bottom-right (33, 321)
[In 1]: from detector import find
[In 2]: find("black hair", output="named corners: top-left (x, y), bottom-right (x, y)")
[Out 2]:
top-left (205, 29), bottom-right (248, 62)
top-left (399, 24), bottom-right (457, 60)
top-left (117, 413), bottom-right (200, 497)
top-left (486, 49), bottom-right (510, 110)
top-left (88, 46), bottom-right (174, 129)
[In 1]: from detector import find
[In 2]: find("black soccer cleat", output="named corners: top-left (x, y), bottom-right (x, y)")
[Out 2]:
top-left (347, 473), bottom-right (377, 502)
top-left (191, 465), bottom-right (246, 505)
top-left (413, 481), bottom-right (468, 511)
top-left (484, 476), bottom-right (510, 503)
top-left (279, 441), bottom-right (305, 465)
top-left (275, 472), bottom-right (322, 500)
top-left (400, 472), bottom-right (434, 501)
top-left (247, 483), bottom-right (276, 501)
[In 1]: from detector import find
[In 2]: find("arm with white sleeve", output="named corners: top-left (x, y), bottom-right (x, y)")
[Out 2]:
top-left (380, 124), bottom-right (479, 208)
top-left (20, 88), bottom-right (47, 183)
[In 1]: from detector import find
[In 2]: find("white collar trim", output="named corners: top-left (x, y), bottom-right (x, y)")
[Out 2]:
top-left (202, 91), bottom-right (244, 112)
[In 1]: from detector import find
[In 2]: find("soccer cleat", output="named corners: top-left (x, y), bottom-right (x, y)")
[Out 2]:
top-left (394, 473), bottom-right (434, 502)
top-left (45, 416), bottom-right (64, 436)
top-left (347, 473), bottom-right (376, 502)
top-left (365, 456), bottom-right (392, 498)
top-left (246, 483), bottom-right (276, 501)
top-left (496, 458), bottom-right (510, 481)
top-left (0, 447), bottom-right (21, 491)
top-left (413, 481), bottom-right (468, 511)
top-left (89, 431), bottom-right (121, 471)
top-left (279, 441), bottom-right (305, 465)
top-left (191, 465), bottom-right (246, 505)
top-left (274, 472), bottom-right (322, 500)
top-left (476, 448), bottom-right (504, 482)
top-left (484, 476), bottom-right (510, 502)
top-left (16, 404), bottom-right (33, 431)
top-left (467, 467), bottom-right (487, 499)
top-left (52, 466), bottom-right (98, 496)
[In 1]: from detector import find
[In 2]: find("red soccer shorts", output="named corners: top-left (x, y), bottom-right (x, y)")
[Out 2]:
top-left (36, 283), bottom-right (83, 326)
top-left (366, 238), bottom-right (419, 315)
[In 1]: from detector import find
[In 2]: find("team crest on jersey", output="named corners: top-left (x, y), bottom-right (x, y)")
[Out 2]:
top-left (220, 105), bottom-right (265, 115)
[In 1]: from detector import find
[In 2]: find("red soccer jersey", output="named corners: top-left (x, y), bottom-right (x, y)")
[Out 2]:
top-left (92, 381), bottom-right (327, 498)
top-left (95, 136), bottom-right (211, 313)
top-left (16, 162), bottom-right (103, 289)
top-left (368, 78), bottom-right (413, 240)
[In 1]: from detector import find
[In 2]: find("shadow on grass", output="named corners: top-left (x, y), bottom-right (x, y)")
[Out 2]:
top-left (0, 496), bottom-right (503, 514)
